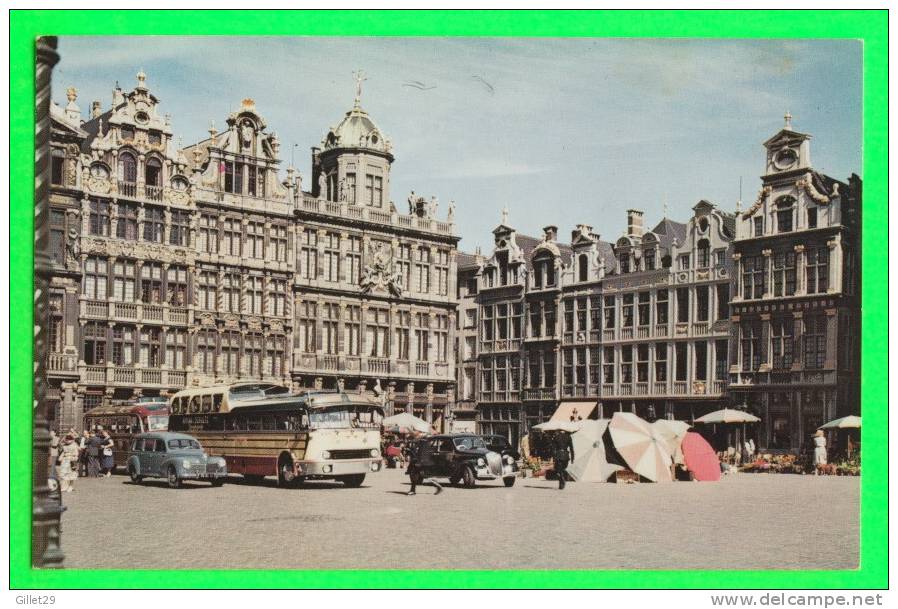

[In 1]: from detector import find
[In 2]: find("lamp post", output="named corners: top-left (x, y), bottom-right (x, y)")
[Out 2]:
top-left (33, 36), bottom-right (65, 568)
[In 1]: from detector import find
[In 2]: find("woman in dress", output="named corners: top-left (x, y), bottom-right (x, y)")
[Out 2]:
top-left (813, 429), bottom-right (828, 475)
top-left (56, 434), bottom-right (80, 492)
top-left (99, 429), bottom-right (115, 477)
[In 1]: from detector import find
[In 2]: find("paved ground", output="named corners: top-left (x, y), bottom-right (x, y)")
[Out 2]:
top-left (59, 468), bottom-right (858, 570)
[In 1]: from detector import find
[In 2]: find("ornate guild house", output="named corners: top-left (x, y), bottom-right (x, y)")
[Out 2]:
top-left (46, 71), bottom-right (459, 430)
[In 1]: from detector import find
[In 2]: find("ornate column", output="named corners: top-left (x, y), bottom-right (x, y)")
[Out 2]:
top-left (827, 236), bottom-right (841, 294)
top-left (761, 248), bottom-right (773, 298)
top-left (405, 382), bottom-right (415, 414)
top-left (33, 35), bottom-right (64, 568)
top-left (793, 245), bottom-right (806, 295)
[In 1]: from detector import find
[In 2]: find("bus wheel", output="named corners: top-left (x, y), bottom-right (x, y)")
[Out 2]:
top-left (243, 474), bottom-right (265, 485)
top-left (339, 474), bottom-right (365, 488)
top-left (210, 478), bottom-right (225, 487)
top-left (166, 466), bottom-right (182, 489)
top-left (277, 456), bottom-right (297, 487)
top-left (128, 465), bottom-right (142, 484)
top-left (462, 466), bottom-right (476, 488)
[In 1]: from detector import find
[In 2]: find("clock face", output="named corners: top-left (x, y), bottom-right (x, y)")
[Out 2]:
top-left (773, 148), bottom-right (798, 170)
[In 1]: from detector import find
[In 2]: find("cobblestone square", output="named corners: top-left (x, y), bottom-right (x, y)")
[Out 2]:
top-left (60, 468), bottom-right (858, 570)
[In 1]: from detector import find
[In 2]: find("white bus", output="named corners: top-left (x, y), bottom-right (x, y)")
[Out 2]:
top-left (167, 382), bottom-right (384, 487)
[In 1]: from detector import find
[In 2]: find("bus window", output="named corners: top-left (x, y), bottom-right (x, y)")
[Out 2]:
top-left (212, 394), bottom-right (223, 412)
top-left (262, 415), bottom-right (275, 430)
top-left (202, 395), bottom-right (212, 413)
top-left (146, 415), bottom-right (167, 431)
top-left (189, 397), bottom-right (200, 414)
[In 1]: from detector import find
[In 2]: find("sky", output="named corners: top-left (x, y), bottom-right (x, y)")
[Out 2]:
top-left (54, 37), bottom-right (862, 252)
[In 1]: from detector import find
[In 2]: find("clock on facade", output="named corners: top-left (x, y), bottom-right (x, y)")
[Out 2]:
top-left (773, 148), bottom-right (798, 170)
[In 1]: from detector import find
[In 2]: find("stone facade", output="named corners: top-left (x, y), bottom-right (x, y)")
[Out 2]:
top-left (45, 73), bottom-right (459, 431)
top-left (728, 117), bottom-right (861, 451)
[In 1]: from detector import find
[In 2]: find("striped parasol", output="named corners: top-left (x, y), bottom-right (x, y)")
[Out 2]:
top-left (608, 412), bottom-right (673, 483)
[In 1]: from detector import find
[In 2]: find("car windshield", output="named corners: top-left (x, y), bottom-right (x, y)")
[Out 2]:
top-left (147, 415), bottom-right (168, 431)
top-left (167, 438), bottom-right (201, 450)
top-left (308, 407), bottom-right (383, 430)
top-left (453, 436), bottom-right (486, 450)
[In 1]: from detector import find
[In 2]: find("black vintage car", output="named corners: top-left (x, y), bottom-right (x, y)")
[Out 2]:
top-left (481, 434), bottom-right (520, 461)
top-left (407, 433), bottom-right (518, 488)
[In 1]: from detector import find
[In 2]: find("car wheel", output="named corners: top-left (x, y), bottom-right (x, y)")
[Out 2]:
top-left (503, 476), bottom-right (516, 488)
top-left (128, 465), bottom-right (142, 484)
top-left (340, 474), bottom-right (365, 488)
top-left (210, 478), bottom-right (225, 487)
top-left (461, 466), bottom-right (476, 488)
top-left (166, 466), bottom-right (182, 489)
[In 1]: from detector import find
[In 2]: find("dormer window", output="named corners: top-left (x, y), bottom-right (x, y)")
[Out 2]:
top-left (776, 196), bottom-right (795, 233)
top-left (753, 216), bottom-right (764, 237)
top-left (697, 239), bottom-right (710, 268)
top-left (532, 252), bottom-right (555, 288)
top-left (51, 148), bottom-right (65, 186)
top-left (644, 248), bottom-right (656, 270)
top-left (619, 253), bottom-right (630, 274)
top-left (679, 254), bottom-right (691, 270)
top-left (807, 207), bottom-right (818, 229)
top-left (578, 254), bottom-right (588, 282)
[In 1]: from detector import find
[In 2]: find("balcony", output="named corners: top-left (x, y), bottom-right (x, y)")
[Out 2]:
top-left (521, 387), bottom-right (556, 401)
top-left (80, 299), bottom-right (188, 325)
top-left (672, 381), bottom-right (688, 395)
top-left (79, 364), bottom-right (187, 389)
top-left (654, 324), bottom-right (669, 337)
top-left (621, 327), bottom-right (634, 340)
top-left (145, 185), bottom-right (164, 201)
top-left (415, 361), bottom-right (430, 376)
top-left (118, 181), bottom-right (137, 198)
top-left (48, 352), bottom-right (78, 375)
top-left (636, 326), bottom-right (650, 339)
top-left (603, 329), bottom-right (615, 341)
top-left (694, 321), bottom-right (710, 336)
top-left (634, 382), bottom-right (649, 396)
top-left (296, 195), bottom-right (454, 236)
top-left (653, 381), bottom-right (667, 394)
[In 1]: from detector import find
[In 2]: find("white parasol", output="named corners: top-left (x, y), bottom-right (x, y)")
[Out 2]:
top-left (566, 419), bottom-right (623, 483)
top-left (532, 420), bottom-right (582, 433)
top-left (652, 419), bottom-right (691, 465)
top-left (818, 415), bottom-right (861, 430)
top-left (382, 412), bottom-right (430, 434)
top-left (694, 408), bottom-right (761, 424)
top-left (608, 412), bottom-right (673, 482)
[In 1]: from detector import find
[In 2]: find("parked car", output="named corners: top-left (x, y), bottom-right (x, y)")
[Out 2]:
top-left (127, 432), bottom-right (228, 488)
top-left (481, 434), bottom-right (520, 461)
top-left (407, 433), bottom-right (518, 488)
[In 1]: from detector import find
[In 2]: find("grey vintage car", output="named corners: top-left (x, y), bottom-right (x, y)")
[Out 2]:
top-left (127, 432), bottom-right (227, 488)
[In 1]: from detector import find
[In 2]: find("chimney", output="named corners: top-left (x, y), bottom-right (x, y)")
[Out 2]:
top-left (543, 225), bottom-right (557, 242)
top-left (627, 209), bottom-right (644, 237)
top-left (573, 224), bottom-right (593, 241)
top-left (91, 101), bottom-right (102, 119)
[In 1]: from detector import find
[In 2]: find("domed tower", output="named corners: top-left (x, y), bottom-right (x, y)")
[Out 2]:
top-left (312, 71), bottom-right (394, 207)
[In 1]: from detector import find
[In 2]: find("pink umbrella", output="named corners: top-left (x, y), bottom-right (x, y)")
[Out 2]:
top-left (608, 412), bottom-right (673, 482)
top-left (681, 431), bottom-right (721, 481)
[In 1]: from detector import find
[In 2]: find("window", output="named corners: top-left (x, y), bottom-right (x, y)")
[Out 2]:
top-left (481, 305), bottom-right (494, 342)
top-left (413, 313), bottom-right (428, 361)
top-left (345, 306), bottom-right (361, 356)
top-left (715, 339), bottom-right (728, 380)
top-left (622, 294), bottom-right (634, 328)
top-left (118, 152), bottom-right (137, 186)
top-left (346, 236), bottom-right (362, 285)
top-left (143, 206), bottom-right (165, 243)
top-left (694, 341), bottom-right (708, 381)
top-left (807, 207), bottom-right (818, 229)
top-left (511, 303), bottom-right (523, 339)
top-left (563, 300), bottom-right (574, 334)
top-left (740, 320), bottom-right (762, 371)
top-left (574, 348), bottom-right (587, 387)
top-left (562, 350), bottom-right (573, 388)
top-left (220, 218), bottom-right (241, 257)
top-left (89, 199), bottom-right (111, 236)
top-left (603, 296), bottom-right (615, 329)
top-left (169, 210), bottom-right (190, 246)
top-left (270, 225), bottom-right (288, 262)
top-left (165, 329), bottom-right (187, 370)
top-left (620, 345), bottom-right (633, 383)
top-left (111, 324), bottom-right (136, 366)
top-left (367, 308), bottom-right (390, 358)
top-left (656, 289), bottom-right (669, 325)
top-left (529, 301), bottom-right (542, 338)
top-left (644, 248), bottom-right (656, 270)
top-left (806, 247), bottom-right (829, 294)
top-left (589, 347), bottom-right (601, 385)
top-left (82, 322), bottom-right (107, 365)
top-left (247, 165), bottom-right (258, 197)
top-left (140, 263), bottom-right (163, 304)
top-left (269, 278), bottom-right (287, 317)
top-left (678, 254), bottom-right (691, 270)
top-left (638, 292), bottom-right (650, 326)
top-left (716, 284), bottom-right (729, 321)
top-left (266, 335), bottom-right (286, 378)
top-left (322, 303), bottom-right (339, 354)
top-left (297, 301), bottom-right (316, 353)
top-left (803, 314), bottom-right (826, 369)
top-left (771, 318), bottom-right (793, 370)
top-left (83, 256), bottom-right (108, 299)
top-left (220, 331), bottom-right (240, 375)
top-left (578, 254), bottom-right (589, 282)
top-left (654, 343), bottom-right (667, 382)
top-left (395, 243), bottom-right (412, 289)
top-left (533, 253), bottom-right (555, 288)
top-left (245, 275), bottom-right (264, 315)
top-left (197, 271), bottom-right (218, 310)
top-left (715, 250), bottom-right (726, 267)
top-left (322, 232), bottom-right (340, 282)
top-left (365, 173), bottom-right (383, 207)
top-left (145, 157), bottom-right (163, 189)
top-left (195, 330), bottom-right (217, 374)
top-left (246, 222), bottom-right (265, 259)
top-left (776, 197), bottom-right (794, 233)
top-left (415, 247), bottom-right (431, 293)
top-left (589, 297), bottom-right (601, 334)
top-left (221, 273), bottom-right (240, 313)
top-left (772, 251), bottom-right (796, 297)
top-left (345, 172), bottom-right (356, 203)
top-left (139, 327), bottom-right (162, 368)
top-left (120, 126), bottom-right (134, 141)
top-left (481, 359), bottom-right (493, 393)
top-left (197, 215), bottom-right (218, 254)
top-left (51, 148), bottom-right (65, 185)
top-left (675, 343), bottom-right (688, 381)
top-left (575, 298), bottom-right (587, 332)
top-left (697, 239), bottom-right (710, 268)
top-left (435, 250), bottom-right (450, 296)
top-left (753, 216), bottom-right (763, 237)
top-left (395, 311), bottom-right (410, 360)
top-left (742, 255), bottom-right (766, 299)
top-left (300, 229), bottom-right (318, 279)
top-left (148, 130), bottom-right (161, 145)
top-left (435, 315), bottom-right (449, 362)
top-left (116, 202), bottom-right (139, 241)
top-left (544, 302), bottom-right (556, 337)
top-left (50, 209), bottom-right (66, 265)
top-left (603, 347), bottom-right (614, 384)
top-left (696, 285), bottom-right (709, 322)
top-left (637, 344), bottom-right (649, 382)
top-left (676, 288), bottom-right (689, 323)
top-left (619, 253), bottom-right (630, 273)
top-left (112, 260), bottom-right (135, 301)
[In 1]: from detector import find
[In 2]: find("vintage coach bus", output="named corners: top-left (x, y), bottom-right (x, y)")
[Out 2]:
top-left (167, 382), bottom-right (384, 487)
top-left (82, 396), bottom-right (170, 469)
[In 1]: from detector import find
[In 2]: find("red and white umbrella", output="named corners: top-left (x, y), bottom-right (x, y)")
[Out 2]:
top-left (681, 431), bottom-right (721, 482)
top-left (608, 412), bottom-right (673, 482)
top-left (652, 419), bottom-right (691, 465)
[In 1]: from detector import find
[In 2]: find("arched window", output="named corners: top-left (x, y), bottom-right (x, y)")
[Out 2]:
top-left (697, 239), bottom-right (710, 268)
top-left (118, 152), bottom-right (137, 184)
top-left (145, 157), bottom-right (163, 187)
top-left (578, 253), bottom-right (589, 282)
top-left (532, 252), bottom-right (555, 288)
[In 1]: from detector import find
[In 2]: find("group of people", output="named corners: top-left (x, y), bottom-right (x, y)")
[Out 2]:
top-left (49, 427), bottom-right (115, 492)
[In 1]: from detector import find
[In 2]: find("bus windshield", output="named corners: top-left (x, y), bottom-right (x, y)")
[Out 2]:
top-left (308, 406), bottom-right (383, 430)
top-left (147, 415), bottom-right (169, 431)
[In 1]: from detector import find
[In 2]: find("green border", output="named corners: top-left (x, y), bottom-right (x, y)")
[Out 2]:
top-left (10, 9), bottom-right (888, 589)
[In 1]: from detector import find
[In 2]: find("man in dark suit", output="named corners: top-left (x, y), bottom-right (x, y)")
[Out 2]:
top-left (553, 431), bottom-right (575, 490)
top-left (406, 438), bottom-right (443, 496)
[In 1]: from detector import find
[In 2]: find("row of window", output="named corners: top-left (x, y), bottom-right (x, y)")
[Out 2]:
top-left (740, 247), bottom-right (829, 300)
top-left (750, 197), bottom-right (820, 237)
top-left (738, 315), bottom-right (828, 372)
top-left (295, 303), bottom-right (450, 362)
top-left (324, 171), bottom-right (384, 207)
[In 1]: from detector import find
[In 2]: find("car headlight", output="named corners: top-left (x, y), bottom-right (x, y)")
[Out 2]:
top-left (477, 458), bottom-right (485, 467)
top-left (321, 450), bottom-right (331, 460)
top-left (504, 455), bottom-right (514, 465)
top-left (370, 448), bottom-right (380, 458)
top-left (182, 459), bottom-right (192, 468)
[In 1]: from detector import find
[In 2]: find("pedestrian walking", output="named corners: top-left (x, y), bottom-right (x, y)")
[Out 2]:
top-left (406, 439), bottom-right (443, 496)
top-left (78, 430), bottom-right (90, 477)
top-left (100, 429), bottom-right (115, 477)
top-left (553, 430), bottom-right (575, 490)
top-left (86, 428), bottom-right (103, 477)
top-left (813, 430), bottom-right (828, 475)
top-left (56, 434), bottom-right (80, 492)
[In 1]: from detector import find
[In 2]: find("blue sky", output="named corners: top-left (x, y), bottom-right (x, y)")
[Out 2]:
top-left (54, 37), bottom-right (861, 252)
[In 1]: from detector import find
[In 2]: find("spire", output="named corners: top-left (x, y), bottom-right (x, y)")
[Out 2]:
top-left (501, 205), bottom-right (509, 226)
top-left (352, 69), bottom-right (367, 109)
top-left (784, 110), bottom-right (793, 130)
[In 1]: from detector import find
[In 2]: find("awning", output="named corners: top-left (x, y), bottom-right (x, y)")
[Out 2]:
top-left (549, 401), bottom-right (596, 423)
